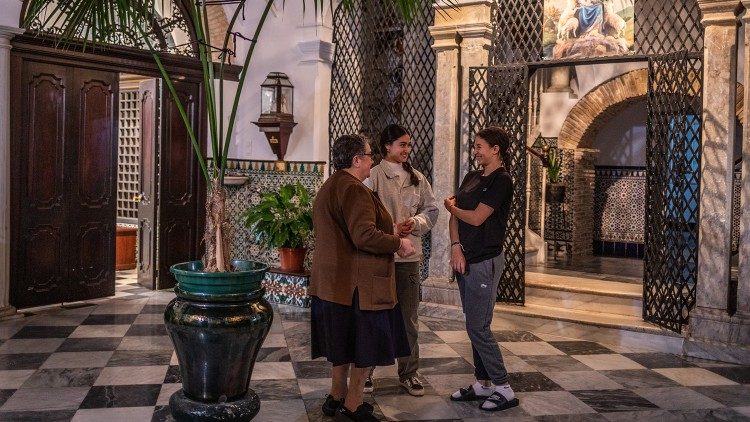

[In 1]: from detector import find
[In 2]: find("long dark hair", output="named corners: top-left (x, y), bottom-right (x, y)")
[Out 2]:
top-left (379, 124), bottom-right (419, 186)
top-left (476, 126), bottom-right (511, 169)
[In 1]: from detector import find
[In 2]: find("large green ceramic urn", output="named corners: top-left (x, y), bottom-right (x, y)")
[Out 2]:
top-left (165, 259), bottom-right (272, 421)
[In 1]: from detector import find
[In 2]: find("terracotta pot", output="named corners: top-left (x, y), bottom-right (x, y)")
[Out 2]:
top-left (278, 247), bottom-right (306, 272)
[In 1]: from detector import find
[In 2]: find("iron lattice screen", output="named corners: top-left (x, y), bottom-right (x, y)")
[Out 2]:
top-left (490, 0), bottom-right (703, 65)
top-left (329, 0), bottom-right (436, 181)
top-left (469, 66), bottom-right (528, 304)
top-left (117, 89), bottom-right (141, 225)
top-left (643, 51), bottom-right (702, 333)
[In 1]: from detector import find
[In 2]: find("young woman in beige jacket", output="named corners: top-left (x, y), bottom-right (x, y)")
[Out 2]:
top-left (364, 124), bottom-right (439, 396)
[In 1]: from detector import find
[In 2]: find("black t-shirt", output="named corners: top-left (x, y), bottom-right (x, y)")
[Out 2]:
top-left (455, 167), bottom-right (513, 264)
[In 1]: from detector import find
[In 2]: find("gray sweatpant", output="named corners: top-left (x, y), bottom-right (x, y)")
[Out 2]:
top-left (395, 261), bottom-right (421, 380)
top-left (456, 253), bottom-right (509, 385)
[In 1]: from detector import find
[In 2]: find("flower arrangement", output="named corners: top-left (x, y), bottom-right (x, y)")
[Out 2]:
top-left (242, 183), bottom-right (313, 249)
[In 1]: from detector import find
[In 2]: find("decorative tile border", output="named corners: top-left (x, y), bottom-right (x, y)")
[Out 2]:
top-left (262, 270), bottom-right (311, 308)
top-left (211, 159), bottom-right (326, 269)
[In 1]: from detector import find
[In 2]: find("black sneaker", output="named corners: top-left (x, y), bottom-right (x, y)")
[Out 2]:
top-left (399, 376), bottom-right (425, 397)
top-left (322, 394), bottom-right (343, 417)
top-left (363, 375), bottom-right (374, 393)
top-left (334, 403), bottom-right (379, 421)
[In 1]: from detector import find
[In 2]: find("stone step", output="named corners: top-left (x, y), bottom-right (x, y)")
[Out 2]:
top-left (525, 272), bottom-right (642, 318)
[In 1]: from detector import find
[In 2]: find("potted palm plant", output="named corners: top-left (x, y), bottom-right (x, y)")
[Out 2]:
top-left (242, 183), bottom-right (313, 273)
top-left (23, 0), bottom-right (423, 419)
top-left (545, 147), bottom-right (566, 203)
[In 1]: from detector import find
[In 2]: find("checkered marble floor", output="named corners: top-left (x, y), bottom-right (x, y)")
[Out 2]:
top-left (0, 271), bottom-right (748, 421)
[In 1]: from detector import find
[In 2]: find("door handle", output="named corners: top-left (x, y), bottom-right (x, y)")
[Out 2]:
top-left (133, 194), bottom-right (143, 203)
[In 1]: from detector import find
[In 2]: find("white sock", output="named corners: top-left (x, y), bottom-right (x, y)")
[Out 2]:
top-left (472, 382), bottom-right (493, 396)
top-left (493, 383), bottom-right (515, 400)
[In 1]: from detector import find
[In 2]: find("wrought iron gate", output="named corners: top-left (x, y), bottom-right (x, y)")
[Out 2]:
top-left (469, 65), bottom-right (528, 304)
top-left (643, 51), bottom-right (702, 332)
top-left (328, 0), bottom-right (435, 180)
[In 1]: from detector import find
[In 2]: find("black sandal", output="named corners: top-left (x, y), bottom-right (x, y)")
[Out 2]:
top-left (479, 392), bottom-right (520, 412)
top-left (449, 385), bottom-right (490, 402)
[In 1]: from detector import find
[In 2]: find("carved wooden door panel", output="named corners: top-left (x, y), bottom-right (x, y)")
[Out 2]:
top-left (66, 68), bottom-right (118, 302)
top-left (157, 80), bottom-right (203, 289)
top-left (11, 62), bottom-right (118, 307)
top-left (10, 60), bottom-right (69, 308)
top-left (137, 79), bottom-right (160, 289)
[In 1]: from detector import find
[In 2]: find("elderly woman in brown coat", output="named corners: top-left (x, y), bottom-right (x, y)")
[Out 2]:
top-left (310, 134), bottom-right (415, 422)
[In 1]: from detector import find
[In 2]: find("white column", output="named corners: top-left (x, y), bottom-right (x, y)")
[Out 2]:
top-left (695, 2), bottom-right (740, 311)
top-left (685, 1), bottom-right (750, 365)
top-left (0, 26), bottom-right (23, 318)
top-left (738, 1), bottom-right (750, 317)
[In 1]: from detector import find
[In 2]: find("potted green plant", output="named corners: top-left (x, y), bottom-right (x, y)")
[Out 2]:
top-left (23, 1), bottom-right (422, 420)
top-left (545, 147), bottom-right (566, 203)
top-left (242, 183), bottom-right (313, 273)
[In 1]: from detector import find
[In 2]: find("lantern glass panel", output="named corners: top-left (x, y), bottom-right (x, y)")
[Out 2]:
top-left (280, 86), bottom-right (293, 114)
top-left (261, 86), bottom-right (276, 115)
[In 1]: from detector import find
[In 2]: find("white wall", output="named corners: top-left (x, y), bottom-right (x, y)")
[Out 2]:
top-left (220, 1), bottom-right (334, 162)
top-left (591, 101), bottom-right (647, 167)
top-left (0, 0), bottom-right (22, 27)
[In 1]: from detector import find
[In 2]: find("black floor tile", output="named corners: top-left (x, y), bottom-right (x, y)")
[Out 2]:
top-left (257, 347), bottom-right (291, 362)
top-left (704, 365), bottom-right (750, 384)
top-left (421, 319), bottom-right (466, 331)
top-left (151, 405), bottom-right (172, 422)
top-left (79, 384), bottom-right (162, 408)
top-left (571, 389), bottom-right (659, 413)
top-left (0, 353), bottom-right (50, 370)
top-left (81, 314), bottom-right (138, 325)
top-left (622, 353), bottom-right (696, 369)
top-left (164, 365), bottom-right (181, 383)
top-left (293, 361), bottom-right (331, 379)
top-left (547, 341), bottom-right (614, 355)
top-left (0, 410), bottom-right (77, 422)
top-left (522, 355), bottom-right (591, 372)
top-left (141, 305), bottom-right (168, 314)
top-left (0, 389), bottom-right (15, 407)
top-left (416, 331), bottom-right (445, 344)
top-left (107, 350), bottom-right (173, 366)
top-left (125, 324), bottom-right (168, 336)
top-left (21, 368), bottom-right (102, 388)
top-left (10, 326), bottom-right (77, 339)
top-left (507, 371), bottom-right (564, 392)
top-left (691, 385), bottom-right (750, 407)
top-left (249, 379), bottom-right (301, 400)
top-left (56, 337), bottom-right (123, 352)
top-left (493, 330), bottom-right (543, 342)
top-left (600, 369), bottom-right (679, 389)
top-left (418, 357), bottom-right (475, 375)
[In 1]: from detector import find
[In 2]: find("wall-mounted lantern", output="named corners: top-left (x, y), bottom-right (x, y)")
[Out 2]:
top-left (253, 72), bottom-right (297, 164)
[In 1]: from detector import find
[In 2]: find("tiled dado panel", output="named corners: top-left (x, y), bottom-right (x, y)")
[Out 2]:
top-left (213, 159), bottom-right (432, 281)
top-left (593, 167), bottom-right (646, 244)
top-left (214, 159), bottom-right (326, 270)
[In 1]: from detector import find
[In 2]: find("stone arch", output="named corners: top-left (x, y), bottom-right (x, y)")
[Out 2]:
top-left (205, 4), bottom-right (233, 62)
top-left (558, 68), bottom-right (744, 150)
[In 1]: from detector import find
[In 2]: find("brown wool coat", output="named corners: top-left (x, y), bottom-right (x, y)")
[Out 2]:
top-left (310, 170), bottom-right (401, 310)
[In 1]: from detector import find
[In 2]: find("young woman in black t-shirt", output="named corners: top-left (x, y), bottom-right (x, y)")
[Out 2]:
top-left (443, 126), bottom-right (518, 412)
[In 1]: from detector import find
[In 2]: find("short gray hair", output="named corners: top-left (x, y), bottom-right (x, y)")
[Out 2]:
top-left (331, 134), bottom-right (367, 171)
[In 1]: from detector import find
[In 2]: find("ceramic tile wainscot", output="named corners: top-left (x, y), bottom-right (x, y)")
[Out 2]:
top-left (262, 270), bottom-right (311, 308)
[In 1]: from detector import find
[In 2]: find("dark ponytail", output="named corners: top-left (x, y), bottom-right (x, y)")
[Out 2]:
top-left (379, 124), bottom-right (420, 186)
top-left (476, 126), bottom-right (511, 169)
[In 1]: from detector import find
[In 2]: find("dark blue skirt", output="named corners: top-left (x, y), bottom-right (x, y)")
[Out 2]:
top-left (310, 289), bottom-right (410, 368)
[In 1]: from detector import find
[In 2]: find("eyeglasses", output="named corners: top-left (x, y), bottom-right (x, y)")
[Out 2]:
top-left (358, 153), bottom-right (374, 157)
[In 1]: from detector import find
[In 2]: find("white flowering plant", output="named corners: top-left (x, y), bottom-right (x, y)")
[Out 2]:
top-left (242, 183), bottom-right (313, 249)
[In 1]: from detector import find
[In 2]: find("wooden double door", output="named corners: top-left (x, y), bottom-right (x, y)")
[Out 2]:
top-left (10, 51), bottom-right (205, 308)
